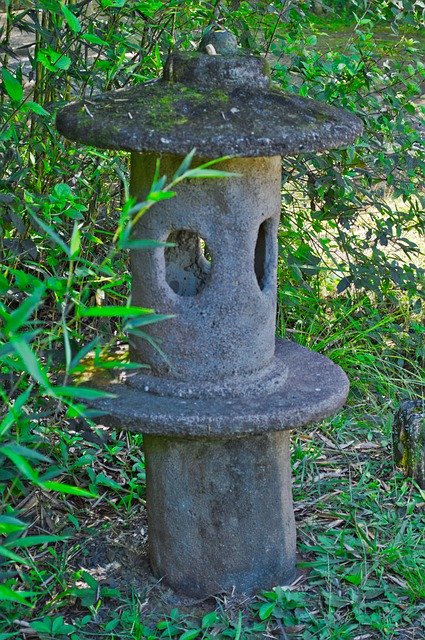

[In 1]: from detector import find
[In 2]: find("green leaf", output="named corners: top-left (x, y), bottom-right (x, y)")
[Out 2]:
top-left (69, 337), bottom-right (100, 371)
top-left (80, 570), bottom-right (98, 589)
top-left (29, 210), bottom-right (70, 256)
top-left (179, 630), bottom-right (200, 640)
top-left (11, 337), bottom-right (51, 389)
top-left (91, 360), bottom-right (147, 370)
top-left (94, 473), bottom-right (122, 490)
top-left (147, 190), bottom-right (176, 201)
top-left (0, 546), bottom-right (29, 565)
top-left (54, 385), bottom-right (116, 400)
top-left (201, 611), bottom-right (219, 628)
top-left (81, 33), bottom-right (108, 46)
top-left (1, 68), bottom-right (23, 102)
top-left (25, 101), bottom-right (50, 116)
top-left (7, 535), bottom-right (68, 548)
top-left (104, 618), bottom-right (120, 632)
top-left (0, 387), bottom-right (33, 437)
top-left (127, 328), bottom-right (170, 363)
top-left (258, 602), bottom-right (275, 620)
top-left (0, 446), bottom-right (39, 482)
top-left (344, 572), bottom-right (362, 586)
top-left (80, 305), bottom-right (154, 317)
top-left (5, 286), bottom-right (45, 335)
top-left (0, 443), bottom-right (50, 463)
top-left (124, 313), bottom-right (174, 330)
top-left (70, 222), bottom-right (81, 257)
top-left (174, 149), bottom-right (196, 179)
top-left (0, 585), bottom-right (34, 606)
top-left (0, 515), bottom-right (27, 535)
top-left (54, 183), bottom-right (72, 199)
top-left (37, 49), bottom-right (71, 71)
top-left (119, 239), bottom-right (174, 250)
top-left (182, 168), bottom-right (239, 179)
top-left (40, 481), bottom-right (98, 498)
top-left (61, 4), bottom-right (81, 32)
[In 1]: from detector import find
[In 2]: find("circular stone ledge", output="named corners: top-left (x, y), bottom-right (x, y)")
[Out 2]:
top-left (56, 81), bottom-right (363, 157)
top-left (81, 339), bottom-right (349, 438)
top-left (126, 354), bottom-right (289, 399)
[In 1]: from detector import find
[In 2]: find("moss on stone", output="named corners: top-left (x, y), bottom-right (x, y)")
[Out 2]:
top-left (56, 71), bottom-right (363, 155)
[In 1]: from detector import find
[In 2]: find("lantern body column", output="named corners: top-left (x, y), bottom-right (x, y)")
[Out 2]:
top-left (129, 153), bottom-right (282, 386)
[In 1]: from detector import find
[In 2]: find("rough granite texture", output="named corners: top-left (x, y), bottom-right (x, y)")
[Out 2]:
top-left (127, 353), bottom-right (288, 399)
top-left (145, 430), bottom-right (296, 596)
top-left (83, 339), bottom-right (349, 437)
top-left (162, 50), bottom-right (271, 91)
top-left (56, 46), bottom-right (363, 157)
top-left (198, 29), bottom-right (239, 55)
top-left (129, 154), bottom-right (280, 381)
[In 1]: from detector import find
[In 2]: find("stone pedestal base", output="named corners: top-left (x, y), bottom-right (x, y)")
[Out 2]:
top-left (80, 339), bottom-right (349, 597)
top-left (144, 431), bottom-right (296, 597)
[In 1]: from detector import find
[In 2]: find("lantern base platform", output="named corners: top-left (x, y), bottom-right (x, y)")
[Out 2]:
top-left (83, 339), bottom-right (349, 437)
top-left (144, 429), bottom-right (296, 597)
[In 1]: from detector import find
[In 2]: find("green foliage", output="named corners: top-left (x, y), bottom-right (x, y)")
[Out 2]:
top-left (0, 0), bottom-right (424, 637)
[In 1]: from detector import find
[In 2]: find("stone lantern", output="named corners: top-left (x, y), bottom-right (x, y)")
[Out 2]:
top-left (57, 30), bottom-right (363, 598)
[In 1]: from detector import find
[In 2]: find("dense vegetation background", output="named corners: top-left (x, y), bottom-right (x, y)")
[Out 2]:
top-left (0, 0), bottom-right (424, 638)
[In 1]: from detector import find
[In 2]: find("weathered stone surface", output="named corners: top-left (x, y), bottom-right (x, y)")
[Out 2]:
top-left (198, 28), bottom-right (239, 55)
top-left (56, 42), bottom-right (363, 157)
top-left (81, 339), bottom-right (349, 437)
top-left (56, 80), bottom-right (362, 157)
top-left (393, 399), bottom-right (425, 488)
top-left (129, 154), bottom-right (281, 381)
top-left (145, 430), bottom-right (296, 596)
top-left (162, 50), bottom-right (271, 91)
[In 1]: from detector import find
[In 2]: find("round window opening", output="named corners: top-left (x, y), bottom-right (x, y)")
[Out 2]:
top-left (165, 230), bottom-right (212, 297)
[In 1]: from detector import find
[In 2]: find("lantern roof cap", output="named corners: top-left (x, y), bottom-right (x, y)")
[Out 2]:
top-left (56, 29), bottom-right (363, 157)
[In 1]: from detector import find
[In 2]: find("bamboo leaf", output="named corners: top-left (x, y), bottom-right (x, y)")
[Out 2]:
top-left (29, 211), bottom-right (71, 256)
top-left (40, 481), bottom-right (98, 498)
top-left (0, 387), bottom-right (33, 437)
top-left (70, 222), bottom-right (81, 257)
top-left (81, 33), bottom-right (108, 46)
top-left (0, 546), bottom-right (29, 565)
top-left (124, 313), bottom-right (174, 330)
top-left (0, 443), bottom-right (50, 463)
top-left (147, 190), bottom-right (176, 201)
top-left (5, 286), bottom-right (45, 335)
top-left (0, 515), bottom-right (27, 535)
top-left (80, 305), bottom-right (154, 317)
top-left (183, 168), bottom-right (239, 179)
top-left (0, 446), bottom-right (39, 482)
top-left (61, 4), bottom-right (81, 33)
top-left (54, 385), bottom-right (116, 399)
top-left (0, 585), bottom-right (34, 606)
top-left (1, 68), bottom-right (23, 102)
top-left (25, 101), bottom-right (50, 116)
top-left (119, 239), bottom-right (174, 250)
top-left (7, 535), bottom-right (68, 548)
top-left (11, 338), bottom-right (51, 389)
top-left (173, 148), bottom-right (196, 179)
